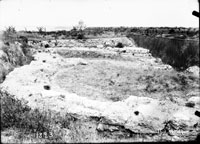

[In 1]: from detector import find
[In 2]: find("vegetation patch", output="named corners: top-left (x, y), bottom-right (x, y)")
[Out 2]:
top-left (138, 70), bottom-right (199, 99)
top-left (0, 90), bottom-right (87, 143)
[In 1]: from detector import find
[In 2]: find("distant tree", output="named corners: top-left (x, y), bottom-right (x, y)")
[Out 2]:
top-left (37, 27), bottom-right (46, 34)
top-left (76, 20), bottom-right (86, 31)
top-left (3, 26), bottom-right (17, 43)
top-left (5, 26), bottom-right (16, 34)
top-left (71, 20), bottom-right (86, 39)
top-left (24, 27), bottom-right (27, 32)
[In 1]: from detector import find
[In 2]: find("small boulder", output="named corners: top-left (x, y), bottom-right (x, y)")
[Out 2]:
top-left (97, 44), bottom-right (104, 48)
top-left (186, 66), bottom-right (199, 76)
top-left (186, 96), bottom-right (200, 108)
top-left (96, 123), bottom-right (104, 132)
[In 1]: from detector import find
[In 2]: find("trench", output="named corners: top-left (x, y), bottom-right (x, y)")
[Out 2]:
top-left (127, 34), bottom-right (199, 71)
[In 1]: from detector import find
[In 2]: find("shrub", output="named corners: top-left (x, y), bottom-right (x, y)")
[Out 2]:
top-left (37, 27), bottom-right (46, 35)
top-left (76, 31), bottom-right (85, 40)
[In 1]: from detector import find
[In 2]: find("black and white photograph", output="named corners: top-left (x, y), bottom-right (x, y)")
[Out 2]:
top-left (0, 0), bottom-right (199, 143)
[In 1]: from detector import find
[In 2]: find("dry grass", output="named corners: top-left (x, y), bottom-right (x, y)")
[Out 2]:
top-left (1, 90), bottom-right (115, 143)
top-left (138, 69), bottom-right (200, 101)
top-left (1, 90), bottom-right (82, 143)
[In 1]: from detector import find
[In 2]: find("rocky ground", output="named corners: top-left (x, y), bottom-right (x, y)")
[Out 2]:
top-left (1, 37), bottom-right (200, 142)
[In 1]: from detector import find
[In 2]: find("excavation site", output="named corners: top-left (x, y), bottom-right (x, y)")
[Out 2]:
top-left (1, 36), bottom-right (199, 143)
top-left (0, 0), bottom-right (199, 142)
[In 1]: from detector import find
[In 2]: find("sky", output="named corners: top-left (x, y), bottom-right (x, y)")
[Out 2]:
top-left (0, 0), bottom-right (199, 31)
